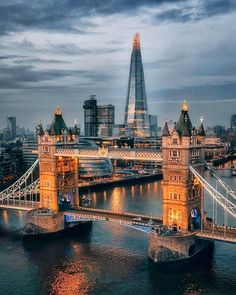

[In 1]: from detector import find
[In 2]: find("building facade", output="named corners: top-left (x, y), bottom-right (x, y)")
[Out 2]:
top-left (124, 33), bottom-right (151, 138)
top-left (149, 115), bottom-right (158, 137)
top-left (7, 116), bottom-right (16, 140)
top-left (83, 95), bottom-right (98, 137)
top-left (83, 95), bottom-right (115, 137)
top-left (162, 101), bottom-right (205, 231)
top-left (97, 104), bottom-right (115, 137)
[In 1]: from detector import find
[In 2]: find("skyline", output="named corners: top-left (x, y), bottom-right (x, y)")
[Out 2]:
top-left (1, 0), bottom-right (236, 130)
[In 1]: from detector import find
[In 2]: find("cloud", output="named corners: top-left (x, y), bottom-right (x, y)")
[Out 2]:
top-left (152, 0), bottom-right (236, 24)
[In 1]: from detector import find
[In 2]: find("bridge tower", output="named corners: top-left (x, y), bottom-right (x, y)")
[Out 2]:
top-left (162, 101), bottom-right (206, 231)
top-left (38, 108), bottom-right (79, 212)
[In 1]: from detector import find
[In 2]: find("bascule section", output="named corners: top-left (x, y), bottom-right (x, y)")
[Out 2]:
top-left (162, 100), bottom-right (205, 231)
top-left (38, 107), bottom-right (79, 212)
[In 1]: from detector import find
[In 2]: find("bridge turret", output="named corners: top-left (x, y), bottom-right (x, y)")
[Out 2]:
top-left (38, 108), bottom-right (79, 212)
top-left (162, 101), bottom-right (204, 231)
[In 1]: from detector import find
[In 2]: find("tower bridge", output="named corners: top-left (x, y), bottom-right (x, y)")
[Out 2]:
top-left (0, 101), bottom-right (236, 267)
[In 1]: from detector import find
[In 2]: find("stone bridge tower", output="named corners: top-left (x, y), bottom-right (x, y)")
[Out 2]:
top-left (38, 108), bottom-right (79, 212)
top-left (162, 101), bottom-right (206, 231)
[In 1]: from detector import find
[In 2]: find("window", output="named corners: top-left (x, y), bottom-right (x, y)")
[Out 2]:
top-left (173, 138), bottom-right (178, 144)
top-left (172, 150), bottom-right (177, 157)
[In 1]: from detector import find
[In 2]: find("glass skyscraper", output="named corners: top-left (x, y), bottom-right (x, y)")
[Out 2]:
top-left (124, 33), bottom-right (151, 138)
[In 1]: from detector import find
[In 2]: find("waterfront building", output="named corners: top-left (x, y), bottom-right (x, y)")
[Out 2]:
top-left (124, 33), bottom-right (151, 138)
top-left (0, 144), bottom-right (23, 185)
top-left (204, 135), bottom-right (227, 159)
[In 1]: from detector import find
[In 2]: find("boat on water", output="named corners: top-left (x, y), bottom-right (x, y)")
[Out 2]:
top-left (231, 166), bottom-right (236, 176)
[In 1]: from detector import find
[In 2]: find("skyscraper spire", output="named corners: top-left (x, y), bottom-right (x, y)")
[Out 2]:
top-left (124, 33), bottom-right (151, 138)
top-left (133, 32), bottom-right (140, 50)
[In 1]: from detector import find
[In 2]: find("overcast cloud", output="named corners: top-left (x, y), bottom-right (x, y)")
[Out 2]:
top-left (0, 0), bottom-right (236, 130)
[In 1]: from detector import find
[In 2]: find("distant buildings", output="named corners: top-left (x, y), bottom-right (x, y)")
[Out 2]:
top-left (7, 116), bottom-right (16, 140)
top-left (83, 95), bottom-right (115, 137)
top-left (231, 114), bottom-right (236, 132)
top-left (22, 139), bottom-right (38, 169)
top-left (0, 143), bottom-right (23, 186)
top-left (124, 33), bottom-right (151, 138)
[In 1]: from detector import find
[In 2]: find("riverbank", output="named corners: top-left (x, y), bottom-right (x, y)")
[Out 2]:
top-left (213, 154), bottom-right (236, 166)
top-left (78, 172), bottom-right (162, 193)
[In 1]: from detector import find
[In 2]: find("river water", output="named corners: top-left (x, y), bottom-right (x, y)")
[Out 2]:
top-left (0, 169), bottom-right (236, 295)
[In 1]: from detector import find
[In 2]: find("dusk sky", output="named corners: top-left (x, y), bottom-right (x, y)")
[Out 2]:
top-left (1, 0), bottom-right (236, 131)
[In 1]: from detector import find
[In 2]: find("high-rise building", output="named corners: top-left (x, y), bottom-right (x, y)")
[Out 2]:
top-left (231, 114), bottom-right (236, 132)
top-left (83, 95), bottom-right (98, 137)
top-left (149, 115), bottom-right (158, 137)
top-left (7, 116), bottom-right (16, 140)
top-left (22, 139), bottom-right (38, 169)
top-left (124, 33), bottom-right (151, 138)
top-left (97, 104), bottom-right (115, 137)
top-left (83, 96), bottom-right (115, 137)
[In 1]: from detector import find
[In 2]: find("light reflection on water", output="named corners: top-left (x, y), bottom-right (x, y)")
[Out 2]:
top-left (0, 173), bottom-right (235, 295)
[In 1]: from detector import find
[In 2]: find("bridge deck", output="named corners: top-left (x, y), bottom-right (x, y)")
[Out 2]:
top-left (196, 225), bottom-right (236, 244)
top-left (66, 207), bottom-right (162, 226)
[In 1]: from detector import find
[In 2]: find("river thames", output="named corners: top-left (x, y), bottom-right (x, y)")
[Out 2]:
top-left (0, 169), bottom-right (236, 295)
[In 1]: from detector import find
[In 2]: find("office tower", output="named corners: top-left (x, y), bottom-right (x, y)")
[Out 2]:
top-left (83, 96), bottom-right (115, 137)
top-left (124, 33), bottom-right (151, 138)
top-left (7, 116), bottom-right (16, 140)
top-left (83, 95), bottom-right (98, 137)
top-left (149, 115), bottom-right (158, 137)
top-left (97, 104), bottom-right (115, 137)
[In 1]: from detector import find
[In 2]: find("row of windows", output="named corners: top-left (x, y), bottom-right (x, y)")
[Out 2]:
top-left (169, 150), bottom-right (181, 158)
top-left (169, 193), bottom-right (181, 200)
top-left (169, 175), bottom-right (182, 182)
top-left (168, 208), bottom-right (181, 221)
top-left (190, 149), bottom-right (200, 156)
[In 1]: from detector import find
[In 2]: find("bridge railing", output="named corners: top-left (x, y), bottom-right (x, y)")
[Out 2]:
top-left (70, 206), bottom-right (162, 221)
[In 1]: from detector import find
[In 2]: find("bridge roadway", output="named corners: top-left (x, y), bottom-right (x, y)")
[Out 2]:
top-left (196, 225), bottom-right (236, 244)
top-left (1, 200), bottom-right (236, 243)
top-left (54, 147), bottom-right (162, 162)
top-left (66, 207), bottom-right (162, 227)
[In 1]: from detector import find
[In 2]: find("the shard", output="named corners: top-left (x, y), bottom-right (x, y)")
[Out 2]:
top-left (124, 33), bottom-right (151, 138)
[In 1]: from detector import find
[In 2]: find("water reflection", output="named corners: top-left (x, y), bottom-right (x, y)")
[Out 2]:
top-left (0, 175), bottom-right (236, 295)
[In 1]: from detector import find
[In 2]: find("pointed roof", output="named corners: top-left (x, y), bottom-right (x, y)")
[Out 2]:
top-left (37, 123), bottom-right (44, 135)
top-left (176, 100), bottom-right (193, 136)
top-left (49, 107), bottom-right (68, 135)
top-left (73, 124), bottom-right (79, 135)
top-left (162, 121), bottom-right (170, 136)
top-left (198, 123), bottom-right (206, 136)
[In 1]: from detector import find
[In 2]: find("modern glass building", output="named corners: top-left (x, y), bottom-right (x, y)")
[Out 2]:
top-left (83, 95), bottom-right (115, 137)
top-left (97, 104), bottom-right (115, 137)
top-left (124, 33), bottom-right (151, 138)
top-left (83, 95), bottom-right (98, 137)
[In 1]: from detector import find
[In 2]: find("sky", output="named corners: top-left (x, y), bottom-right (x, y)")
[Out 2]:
top-left (0, 0), bottom-right (236, 131)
